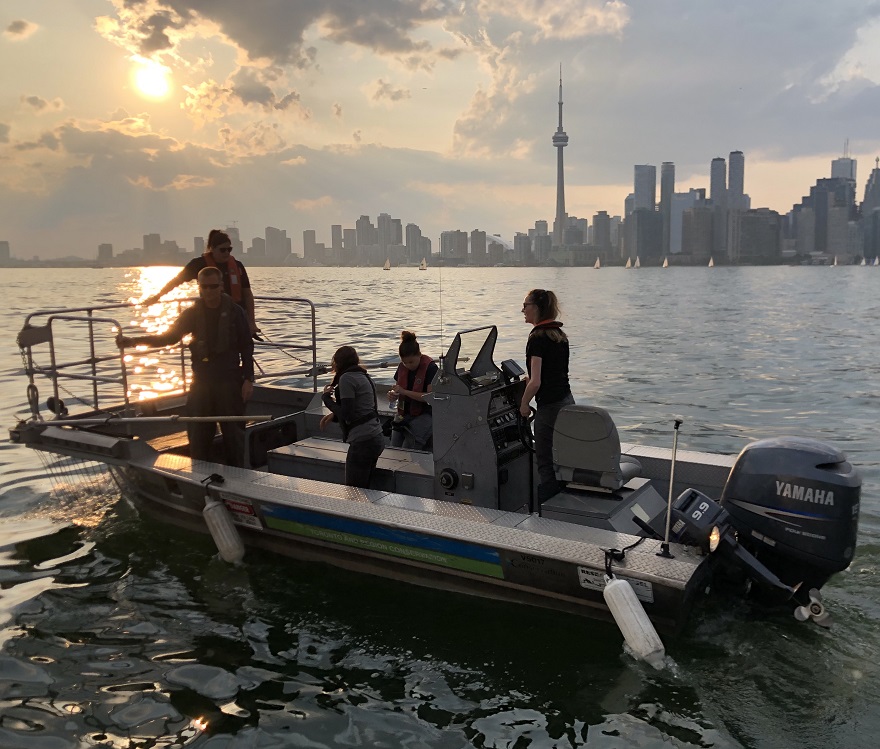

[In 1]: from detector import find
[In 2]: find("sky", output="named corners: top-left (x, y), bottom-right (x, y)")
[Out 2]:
top-left (2, 0), bottom-right (880, 259)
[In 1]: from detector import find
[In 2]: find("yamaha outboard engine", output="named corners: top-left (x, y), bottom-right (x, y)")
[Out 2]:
top-left (719, 437), bottom-right (860, 593)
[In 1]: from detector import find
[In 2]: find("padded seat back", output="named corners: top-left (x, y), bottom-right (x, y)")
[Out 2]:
top-left (553, 405), bottom-right (641, 491)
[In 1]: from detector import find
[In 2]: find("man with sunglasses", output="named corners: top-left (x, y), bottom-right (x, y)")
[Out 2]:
top-left (142, 229), bottom-right (258, 337)
top-left (117, 266), bottom-right (255, 467)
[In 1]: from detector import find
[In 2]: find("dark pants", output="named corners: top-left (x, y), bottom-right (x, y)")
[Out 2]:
top-left (345, 433), bottom-right (386, 488)
top-left (534, 393), bottom-right (575, 502)
top-left (186, 377), bottom-right (245, 467)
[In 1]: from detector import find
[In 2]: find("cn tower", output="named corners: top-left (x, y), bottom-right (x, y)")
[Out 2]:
top-left (552, 65), bottom-right (569, 248)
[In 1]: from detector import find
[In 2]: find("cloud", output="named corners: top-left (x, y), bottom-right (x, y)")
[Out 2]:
top-left (218, 122), bottom-right (287, 157)
top-left (129, 173), bottom-right (215, 190)
top-left (352, 130), bottom-right (362, 143)
top-left (477, 0), bottom-right (630, 40)
top-left (369, 79), bottom-right (411, 103)
top-left (4, 19), bottom-right (38, 40)
top-left (20, 95), bottom-right (66, 114)
top-left (281, 156), bottom-right (307, 166)
top-left (0, 123), bottom-right (10, 143)
top-left (333, 103), bottom-right (343, 119)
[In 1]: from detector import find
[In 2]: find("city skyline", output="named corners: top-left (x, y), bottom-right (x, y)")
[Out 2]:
top-left (2, 1), bottom-right (880, 258)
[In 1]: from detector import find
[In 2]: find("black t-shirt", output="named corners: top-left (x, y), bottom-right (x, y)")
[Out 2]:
top-left (395, 360), bottom-right (439, 415)
top-left (526, 329), bottom-right (571, 406)
top-left (179, 256), bottom-right (251, 297)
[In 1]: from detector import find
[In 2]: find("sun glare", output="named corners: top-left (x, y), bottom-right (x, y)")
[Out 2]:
top-left (133, 60), bottom-right (171, 100)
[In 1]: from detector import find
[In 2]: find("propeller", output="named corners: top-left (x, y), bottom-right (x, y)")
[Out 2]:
top-left (793, 588), bottom-right (832, 628)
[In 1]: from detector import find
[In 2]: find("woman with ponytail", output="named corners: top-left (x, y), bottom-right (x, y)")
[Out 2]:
top-left (519, 289), bottom-right (574, 502)
top-left (388, 330), bottom-right (438, 450)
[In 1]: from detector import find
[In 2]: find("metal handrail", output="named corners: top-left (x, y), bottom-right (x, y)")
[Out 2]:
top-left (18, 296), bottom-right (319, 421)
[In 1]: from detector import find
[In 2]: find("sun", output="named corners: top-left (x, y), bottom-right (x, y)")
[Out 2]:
top-left (133, 59), bottom-right (171, 100)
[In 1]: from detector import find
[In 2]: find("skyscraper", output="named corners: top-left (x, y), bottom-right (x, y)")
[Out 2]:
top-left (728, 151), bottom-right (744, 209)
top-left (710, 157), bottom-right (727, 206)
top-left (633, 165), bottom-right (656, 211)
top-left (552, 66), bottom-right (569, 247)
top-left (660, 162), bottom-right (674, 257)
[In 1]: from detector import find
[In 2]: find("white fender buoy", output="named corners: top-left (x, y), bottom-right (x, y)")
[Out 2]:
top-left (603, 576), bottom-right (665, 670)
top-left (203, 497), bottom-right (245, 564)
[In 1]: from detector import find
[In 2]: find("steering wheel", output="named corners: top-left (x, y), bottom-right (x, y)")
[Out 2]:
top-left (517, 406), bottom-right (536, 453)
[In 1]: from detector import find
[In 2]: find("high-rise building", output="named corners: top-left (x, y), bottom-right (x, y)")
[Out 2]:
top-left (440, 230), bottom-right (468, 260)
top-left (831, 157), bottom-right (856, 182)
top-left (592, 211), bottom-right (612, 253)
top-left (377, 213), bottom-right (395, 250)
top-left (862, 157), bottom-right (880, 216)
top-left (143, 234), bottom-right (161, 255)
top-left (356, 215), bottom-right (377, 247)
top-left (552, 67), bottom-right (569, 247)
top-left (331, 225), bottom-right (343, 250)
top-left (470, 229), bottom-right (487, 265)
top-left (0, 240), bottom-right (10, 262)
top-left (660, 162), bottom-right (674, 257)
top-left (710, 157), bottom-right (727, 206)
top-left (342, 228), bottom-right (357, 265)
top-left (728, 151), bottom-right (745, 209)
top-left (97, 243), bottom-right (113, 262)
top-left (225, 226), bottom-right (244, 255)
top-left (405, 223), bottom-right (422, 263)
top-left (193, 236), bottom-right (205, 257)
top-left (633, 165), bottom-right (656, 211)
top-left (265, 226), bottom-right (289, 260)
top-left (248, 237), bottom-right (266, 258)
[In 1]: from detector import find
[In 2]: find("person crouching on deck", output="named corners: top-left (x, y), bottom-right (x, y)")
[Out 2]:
top-left (320, 346), bottom-right (385, 488)
top-left (117, 266), bottom-right (255, 467)
top-left (388, 330), bottom-right (438, 451)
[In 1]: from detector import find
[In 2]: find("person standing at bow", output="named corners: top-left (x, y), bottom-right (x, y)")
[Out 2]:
top-left (519, 288), bottom-right (574, 502)
top-left (388, 330), bottom-right (437, 451)
top-left (320, 346), bottom-right (385, 488)
top-left (118, 266), bottom-right (255, 467)
top-left (143, 229), bottom-right (259, 337)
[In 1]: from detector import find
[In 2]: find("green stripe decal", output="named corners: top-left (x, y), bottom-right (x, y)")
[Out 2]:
top-left (264, 517), bottom-right (504, 578)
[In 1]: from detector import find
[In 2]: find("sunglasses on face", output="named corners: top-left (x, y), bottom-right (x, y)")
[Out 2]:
top-left (214, 246), bottom-right (232, 252)
top-left (199, 283), bottom-right (221, 290)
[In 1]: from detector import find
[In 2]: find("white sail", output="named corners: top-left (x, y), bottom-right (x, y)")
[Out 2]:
top-left (875, 257), bottom-right (879, 266)
top-left (832, 256), bottom-right (838, 267)
top-left (662, 257), bottom-right (668, 268)
top-left (861, 257), bottom-right (867, 266)
top-left (625, 257), bottom-right (632, 269)
top-left (708, 257), bottom-right (714, 268)
top-left (594, 257), bottom-right (600, 269)
top-left (419, 257), bottom-right (427, 270)
top-left (634, 256), bottom-right (641, 269)
top-left (383, 257), bottom-right (391, 270)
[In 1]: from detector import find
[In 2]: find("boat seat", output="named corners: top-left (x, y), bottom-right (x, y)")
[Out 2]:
top-left (552, 405), bottom-right (642, 491)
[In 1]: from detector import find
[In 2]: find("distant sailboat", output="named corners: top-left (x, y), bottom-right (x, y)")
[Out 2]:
top-left (419, 257), bottom-right (427, 271)
top-left (874, 257), bottom-right (879, 267)
top-left (662, 257), bottom-right (668, 268)
top-left (832, 256), bottom-right (838, 267)
top-left (634, 256), bottom-right (641, 269)
top-left (383, 257), bottom-right (391, 271)
top-left (625, 257), bottom-right (632, 269)
top-left (708, 257), bottom-right (714, 268)
top-left (593, 257), bottom-right (601, 269)
top-left (861, 257), bottom-right (867, 266)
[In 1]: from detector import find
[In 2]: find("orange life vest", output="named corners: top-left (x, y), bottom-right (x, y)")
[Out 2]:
top-left (395, 354), bottom-right (433, 417)
top-left (203, 253), bottom-right (242, 302)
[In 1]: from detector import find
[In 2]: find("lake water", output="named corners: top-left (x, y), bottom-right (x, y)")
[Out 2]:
top-left (1, 265), bottom-right (878, 748)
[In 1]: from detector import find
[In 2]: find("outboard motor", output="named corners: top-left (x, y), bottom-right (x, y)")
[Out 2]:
top-left (719, 437), bottom-right (860, 593)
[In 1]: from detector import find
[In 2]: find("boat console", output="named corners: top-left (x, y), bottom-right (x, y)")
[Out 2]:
top-left (431, 327), bottom-right (531, 512)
